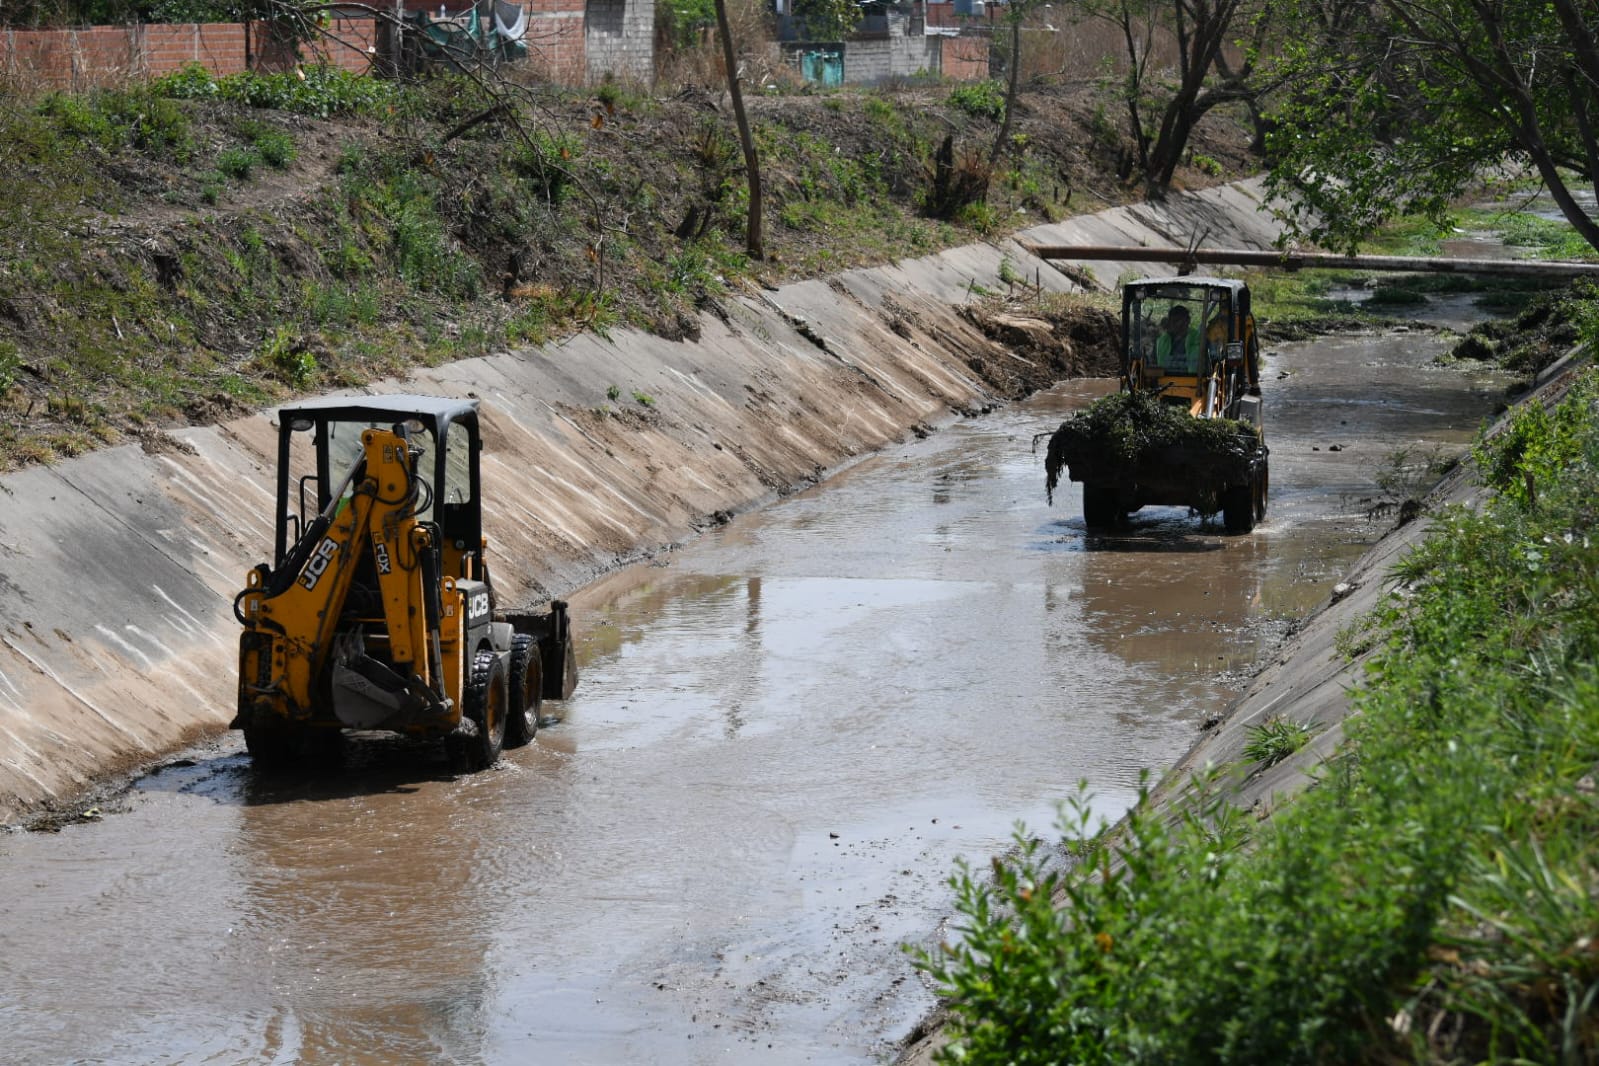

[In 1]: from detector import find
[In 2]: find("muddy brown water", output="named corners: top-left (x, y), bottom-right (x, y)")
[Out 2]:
top-left (0, 326), bottom-right (1510, 1064)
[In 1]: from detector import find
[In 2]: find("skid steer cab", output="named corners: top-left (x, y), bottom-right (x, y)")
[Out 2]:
top-left (1087, 276), bottom-right (1270, 533)
top-left (1123, 277), bottom-right (1262, 421)
top-left (232, 395), bottom-right (577, 771)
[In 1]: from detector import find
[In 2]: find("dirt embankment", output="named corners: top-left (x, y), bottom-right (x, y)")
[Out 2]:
top-left (0, 178), bottom-right (1286, 825)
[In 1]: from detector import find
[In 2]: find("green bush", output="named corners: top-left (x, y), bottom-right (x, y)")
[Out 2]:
top-left (34, 92), bottom-right (113, 143)
top-left (1241, 716), bottom-right (1317, 767)
top-left (112, 90), bottom-right (193, 159)
top-left (947, 80), bottom-right (1005, 121)
top-left (656, 0), bottom-right (715, 49)
top-left (44, 86), bottom-right (195, 160)
top-left (1473, 373), bottom-right (1594, 508)
top-left (151, 62), bottom-right (219, 101)
top-left (236, 121), bottom-right (296, 167)
top-left (157, 64), bottom-right (397, 118)
top-left (216, 145), bottom-right (258, 180)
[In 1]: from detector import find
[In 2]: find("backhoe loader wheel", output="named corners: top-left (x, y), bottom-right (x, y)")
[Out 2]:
top-left (461, 649), bottom-right (508, 771)
top-left (505, 635), bottom-right (543, 750)
top-left (1255, 463), bottom-right (1270, 522)
top-left (243, 717), bottom-right (301, 771)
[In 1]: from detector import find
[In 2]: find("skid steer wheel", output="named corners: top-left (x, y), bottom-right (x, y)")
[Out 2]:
top-left (1222, 482), bottom-right (1255, 534)
top-left (504, 634), bottom-right (543, 750)
top-left (460, 649), bottom-right (509, 771)
top-left (1082, 485), bottom-right (1119, 530)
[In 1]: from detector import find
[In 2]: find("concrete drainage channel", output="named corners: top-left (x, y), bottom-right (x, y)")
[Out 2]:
top-left (0, 178), bottom-right (1286, 821)
top-left (0, 176), bottom-right (1550, 1062)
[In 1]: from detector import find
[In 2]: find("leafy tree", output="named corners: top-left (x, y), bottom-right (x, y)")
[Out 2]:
top-left (792, 0), bottom-right (859, 43)
top-left (1264, 0), bottom-right (1599, 255)
top-left (3, 0), bottom-right (289, 26)
top-left (658, 0), bottom-right (717, 49)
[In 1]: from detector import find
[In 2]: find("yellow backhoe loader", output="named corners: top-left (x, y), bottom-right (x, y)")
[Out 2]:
top-left (232, 395), bottom-right (576, 771)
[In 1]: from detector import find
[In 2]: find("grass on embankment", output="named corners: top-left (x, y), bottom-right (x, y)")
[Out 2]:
top-left (914, 344), bottom-right (1599, 1062)
top-left (0, 66), bottom-right (1258, 471)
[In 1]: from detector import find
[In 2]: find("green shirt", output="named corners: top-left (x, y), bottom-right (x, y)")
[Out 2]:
top-left (1155, 326), bottom-right (1202, 372)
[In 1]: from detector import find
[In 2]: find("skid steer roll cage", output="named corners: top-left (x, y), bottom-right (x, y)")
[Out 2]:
top-left (1120, 277), bottom-right (1258, 416)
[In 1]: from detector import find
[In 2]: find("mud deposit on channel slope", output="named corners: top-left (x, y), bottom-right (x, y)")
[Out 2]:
top-left (0, 328), bottom-right (1511, 1064)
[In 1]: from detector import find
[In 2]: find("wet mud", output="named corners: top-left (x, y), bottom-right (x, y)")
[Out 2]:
top-left (0, 327), bottom-right (1511, 1064)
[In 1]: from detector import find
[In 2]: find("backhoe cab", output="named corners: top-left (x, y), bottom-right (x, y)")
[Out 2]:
top-left (233, 395), bottom-right (576, 771)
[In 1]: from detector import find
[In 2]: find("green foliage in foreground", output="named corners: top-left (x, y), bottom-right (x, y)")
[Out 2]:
top-left (917, 363), bottom-right (1599, 1064)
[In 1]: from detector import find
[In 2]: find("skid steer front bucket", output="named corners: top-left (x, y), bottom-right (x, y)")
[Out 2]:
top-left (503, 600), bottom-right (579, 700)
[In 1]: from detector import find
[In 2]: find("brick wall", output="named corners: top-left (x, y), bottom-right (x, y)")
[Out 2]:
top-left (0, 2), bottom-right (650, 90)
top-left (527, 0), bottom-right (587, 83)
top-left (0, 20), bottom-right (378, 89)
top-left (938, 34), bottom-right (988, 80)
top-left (0, 16), bottom-right (441, 88)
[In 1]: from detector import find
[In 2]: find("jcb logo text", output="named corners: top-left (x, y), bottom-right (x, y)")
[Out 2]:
top-left (299, 538), bottom-right (339, 590)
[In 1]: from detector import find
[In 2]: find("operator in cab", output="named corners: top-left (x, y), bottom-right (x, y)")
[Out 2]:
top-left (1155, 305), bottom-right (1202, 372)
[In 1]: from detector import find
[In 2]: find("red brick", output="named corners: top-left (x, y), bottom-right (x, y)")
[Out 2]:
top-left (2, 4), bottom-right (588, 89)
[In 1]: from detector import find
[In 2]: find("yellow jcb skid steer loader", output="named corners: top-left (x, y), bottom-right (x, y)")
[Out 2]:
top-left (232, 395), bottom-right (576, 771)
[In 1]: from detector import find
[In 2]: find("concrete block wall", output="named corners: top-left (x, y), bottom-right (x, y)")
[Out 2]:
top-left (840, 34), bottom-right (938, 84)
top-left (584, 0), bottom-right (654, 83)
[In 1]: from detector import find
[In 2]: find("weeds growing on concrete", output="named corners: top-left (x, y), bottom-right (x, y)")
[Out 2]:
top-left (1241, 715), bottom-right (1318, 767)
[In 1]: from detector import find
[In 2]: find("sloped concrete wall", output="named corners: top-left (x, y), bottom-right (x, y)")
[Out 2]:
top-left (0, 179), bottom-right (1283, 822)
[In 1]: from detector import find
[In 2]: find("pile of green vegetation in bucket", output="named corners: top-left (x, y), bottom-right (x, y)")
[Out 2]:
top-left (1042, 389), bottom-right (1262, 505)
top-left (917, 359), bottom-right (1599, 1064)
